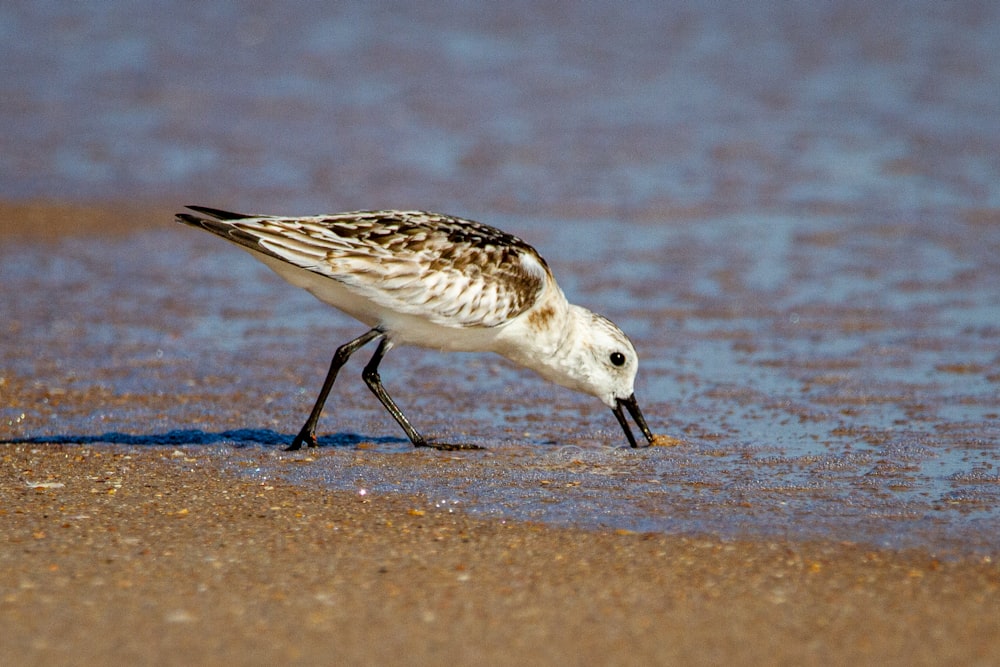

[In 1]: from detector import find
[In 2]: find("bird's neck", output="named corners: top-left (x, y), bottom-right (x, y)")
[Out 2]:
top-left (496, 288), bottom-right (590, 393)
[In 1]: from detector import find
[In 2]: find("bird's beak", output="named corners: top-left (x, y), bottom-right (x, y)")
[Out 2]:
top-left (612, 394), bottom-right (654, 448)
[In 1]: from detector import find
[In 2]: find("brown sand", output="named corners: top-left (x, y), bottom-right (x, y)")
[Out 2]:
top-left (0, 199), bottom-right (173, 240)
top-left (2, 444), bottom-right (998, 666)
top-left (2, 202), bottom-right (999, 665)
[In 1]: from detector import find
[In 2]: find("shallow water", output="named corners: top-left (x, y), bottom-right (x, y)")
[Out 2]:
top-left (2, 2), bottom-right (999, 555)
top-left (3, 216), bottom-right (998, 555)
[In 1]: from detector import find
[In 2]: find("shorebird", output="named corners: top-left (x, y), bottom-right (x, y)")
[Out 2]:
top-left (177, 206), bottom-right (654, 450)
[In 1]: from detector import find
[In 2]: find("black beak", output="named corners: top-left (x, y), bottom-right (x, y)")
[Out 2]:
top-left (612, 394), bottom-right (654, 448)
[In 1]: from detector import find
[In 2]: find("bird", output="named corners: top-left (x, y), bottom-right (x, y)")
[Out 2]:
top-left (176, 206), bottom-right (654, 451)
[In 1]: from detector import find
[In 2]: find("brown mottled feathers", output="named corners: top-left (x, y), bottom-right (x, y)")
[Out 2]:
top-left (176, 207), bottom-right (551, 328)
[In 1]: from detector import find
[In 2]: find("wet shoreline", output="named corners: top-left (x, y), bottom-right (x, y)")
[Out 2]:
top-left (3, 201), bottom-right (998, 661)
top-left (3, 441), bottom-right (998, 664)
top-left (3, 201), bottom-right (998, 558)
top-left (4, 2), bottom-right (1000, 660)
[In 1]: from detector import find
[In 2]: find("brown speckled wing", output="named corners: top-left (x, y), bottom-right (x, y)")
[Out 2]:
top-left (185, 210), bottom-right (550, 328)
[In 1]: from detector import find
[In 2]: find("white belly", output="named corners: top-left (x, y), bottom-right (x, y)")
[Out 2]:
top-left (251, 249), bottom-right (506, 352)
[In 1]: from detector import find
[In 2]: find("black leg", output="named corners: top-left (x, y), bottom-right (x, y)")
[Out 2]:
top-left (288, 328), bottom-right (382, 450)
top-left (361, 339), bottom-right (482, 451)
top-left (361, 338), bottom-right (429, 447)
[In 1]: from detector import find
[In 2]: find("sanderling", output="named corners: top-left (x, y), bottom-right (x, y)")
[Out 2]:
top-left (176, 206), bottom-right (654, 450)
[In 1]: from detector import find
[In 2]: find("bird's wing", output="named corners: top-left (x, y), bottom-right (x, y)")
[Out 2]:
top-left (177, 208), bottom-right (551, 328)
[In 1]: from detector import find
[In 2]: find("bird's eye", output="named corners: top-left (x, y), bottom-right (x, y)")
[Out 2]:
top-left (610, 352), bottom-right (626, 367)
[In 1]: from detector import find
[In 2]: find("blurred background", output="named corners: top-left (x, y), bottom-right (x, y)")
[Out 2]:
top-left (3, 1), bottom-right (996, 217)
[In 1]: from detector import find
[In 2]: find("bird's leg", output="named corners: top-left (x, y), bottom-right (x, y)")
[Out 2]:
top-left (361, 338), bottom-right (482, 451)
top-left (361, 338), bottom-right (428, 446)
top-left (288, 328), bottom-right (382, 450)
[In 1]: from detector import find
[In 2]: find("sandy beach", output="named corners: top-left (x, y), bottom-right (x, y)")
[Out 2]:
top-left (4, 3), bottom-right (1000, 659)
top-left (3, 201), bottom-right (1000, 665)
top-left (2, 440), bottom-right (997, 665)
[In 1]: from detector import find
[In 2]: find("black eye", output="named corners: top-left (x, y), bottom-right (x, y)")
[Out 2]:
top-left (610, 352), bottom-right (626, 367)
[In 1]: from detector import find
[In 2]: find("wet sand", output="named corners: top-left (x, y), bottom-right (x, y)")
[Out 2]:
top-left (3, 201), bottom-right (1000, 664)
top-left (5, 3), bottom-right (1000, 661)
top-left (3, 443), bottom-right (998, 665)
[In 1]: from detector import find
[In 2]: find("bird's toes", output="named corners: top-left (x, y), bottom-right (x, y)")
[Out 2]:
top-left (287, 431), bottom-right (318, 451)
top-left (419, 441), bottom-right (484, 451)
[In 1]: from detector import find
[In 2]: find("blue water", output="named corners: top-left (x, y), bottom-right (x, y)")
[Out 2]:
top-left (2, 1), bottom-right (999, 554)
top-left (3, 2), bottom-right (998, 212)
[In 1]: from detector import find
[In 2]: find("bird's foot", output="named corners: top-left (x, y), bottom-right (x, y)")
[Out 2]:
top-left (416, 441), bottom-right (484, 451)
top-left (286, 430), bottom-right (318, 451)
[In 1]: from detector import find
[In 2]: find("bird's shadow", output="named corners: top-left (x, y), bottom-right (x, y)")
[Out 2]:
top-left (3, 429), bottom-right (409, 449)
